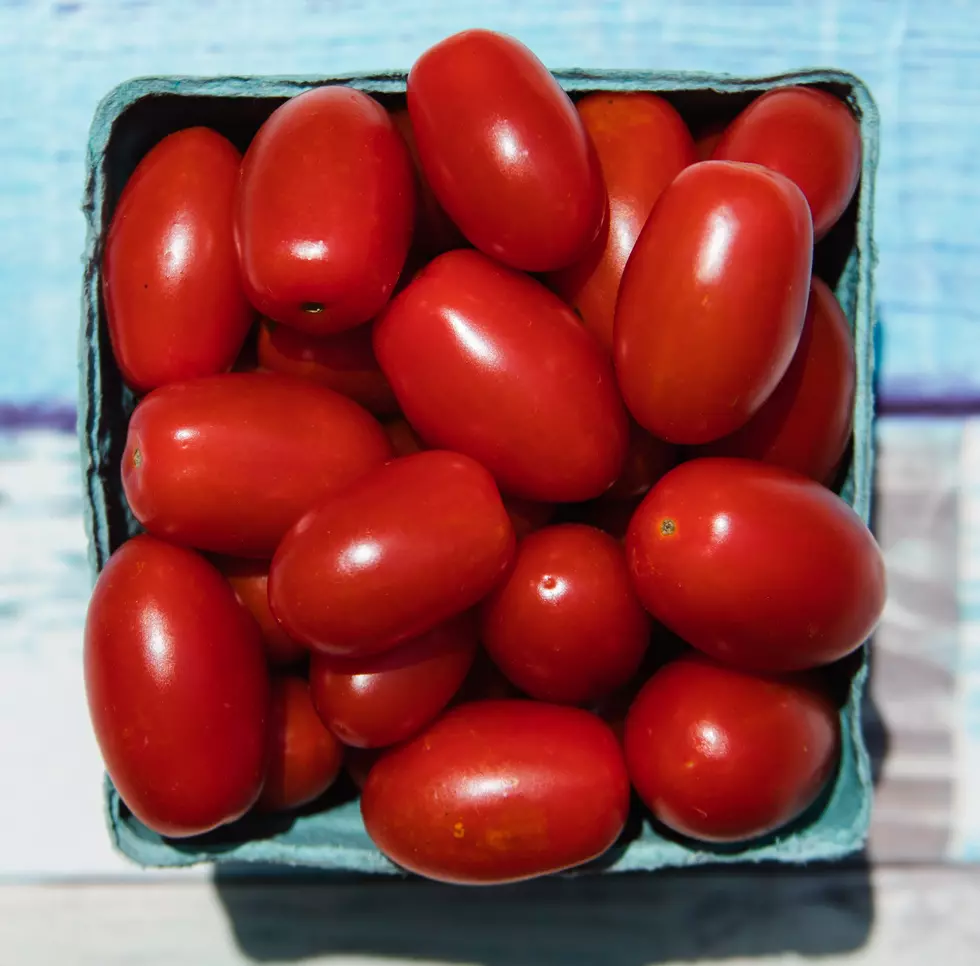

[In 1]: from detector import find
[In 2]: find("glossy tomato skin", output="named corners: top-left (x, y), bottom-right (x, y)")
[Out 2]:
top-left (84, 536), bottom-right (269, 837)
top-left (256, 676), bottom-right (344, 813)
top-left (481, 525), bottom-right (649, 704)
top-left (103, 128), bottom-right (253, 393)
top-left (547, 93), bottom-right (696, 351)
top-left (256, 318), bottom-right (398, 416)
top-left (374, 250), bottom-right (628, 502)
top-left (236, 86), bottom-right (415, 334)
top-left (697, 278), bottom-right (855, 483)
top-left (626, 458), bottom-right (886, 671)
top-left (614, 161), bottom-right (813, 445)
top-left (361, 700), bottom-right (630, 884)
top-left (122, 372), bottom-right (392, 558)
top-left (713, 87), bottom-right (861, 240)
top-left (625, 656), bottom-right (840, 842)
top-left (310, 612), bottom-right (477, 748)
top-left (215, 557), bottom-right (308, 667)
top-left (269, 450), bottom-right (515, 657)
top-left (407, 30), bottom-right (605, 272)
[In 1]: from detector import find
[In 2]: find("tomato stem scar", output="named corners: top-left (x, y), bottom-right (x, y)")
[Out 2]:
top-left (660, 518), bottom-right (676, 536)
top-left (300, 302), bottom-right (324, 314)
top-left (132, 447), bottom-right (142, 468)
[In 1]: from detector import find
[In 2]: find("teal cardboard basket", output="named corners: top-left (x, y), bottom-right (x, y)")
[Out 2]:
top-left (80, 68), bottom-right (879, 873)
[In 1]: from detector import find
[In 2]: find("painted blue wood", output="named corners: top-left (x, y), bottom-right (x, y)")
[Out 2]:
top-left (0, 0), bottom-right (978, 406)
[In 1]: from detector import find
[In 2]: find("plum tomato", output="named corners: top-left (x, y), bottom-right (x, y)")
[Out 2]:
top-left (547, 92), bottom-right (696, 351)
top-left (407, 29), bottom-right (605, 272)
top-left (269, 450), bottom-right (515, 657)
top-left (374, 249), bottom-right (628, 502)
top-left (614, 160), bottom-right (813, 445)
top-left (712, 86), bottom-right (861, 240)
top-left (256, 676), bottom-right (344, 813)
top-left (84, 536), bottom-right (269, 837)
top-left (122, 372), bottom-right (392, 558)
top-left (625, 655), bottom-right (840, 842)
top-left (310, 612), bottom-right (477, 748)
top-left (481, 524), bottom-right (649, 705)
top-left (236, 86), bottom-right (415, 334)
top-left (626, 458), bottom-right (886, 672)
top-left (361, 700), bottom-right (630, 884)
top-left (102, 127), bottom-right (253, 393)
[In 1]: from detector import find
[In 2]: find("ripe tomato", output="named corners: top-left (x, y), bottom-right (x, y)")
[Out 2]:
top-left (548, 92), bottom-right (696, 350)
top-left (84, 536), bottom-right (268, 837)
top-left (122, 372), bottom-right (391, 558)
top-left (697, 278), bottom-right (855, 483)
top-left (407, 29), bottom-right (605, 272)
top-left (374, 250), bottom-right (628, 502)
top-left (215, 557), bottom-right (308, 667)
top-left (361, 700), bottom-right (629, 884)
top-left (103, 127), bottom-right (253, 393)
top-left (310, 612), bottom-right (477, 748)
top-left (481, 524), bottom-right (649, 705)
top-left (256, 676), bottom-right (344, 813)
top-left (625, 656), bottom-right (840, 842)
top-left (269, 450), bottom-right (515, 657)
top-left (614, 161), bottom-right (812, 445)
top-left (626, 458), bottom-right (886, 671)
top-left (236, 86), bottom-right (415, 334)
top-left (390, 108), bottom-right (466, 256)
top-left (256, 318), bottom-right (398, 416)
top-left (604, 420), bottom-right (677, 501)
top-left (713, 86), bottom-right (861, 240)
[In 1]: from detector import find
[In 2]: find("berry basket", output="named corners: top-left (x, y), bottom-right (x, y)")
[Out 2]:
top-left (79, 67), bottom-right (879, 872)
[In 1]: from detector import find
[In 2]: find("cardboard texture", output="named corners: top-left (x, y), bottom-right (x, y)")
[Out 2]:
top-left (79, 69), bottom-right (879, 872)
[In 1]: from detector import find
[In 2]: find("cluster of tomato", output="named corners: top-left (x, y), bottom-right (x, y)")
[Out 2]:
top-left (85, 29), bottom-right (886, 885)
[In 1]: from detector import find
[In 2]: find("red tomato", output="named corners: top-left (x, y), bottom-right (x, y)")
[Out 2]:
top-left (256, 676), bottom-right (344, 813)
top-left (502, 496), bottom-right (556, 539)
top-left (713, 86), bottom-right (861, 240)
top-left (374, 250), bottom-right (628, 502)
top-left (84, 536), bottom-right (268, 837)
top-left (626, 458), bottom-right (886, 671)
top-left (236, 86), bottom-right (415, 334)
top-left (390, 108), bottom-right (466, 256)
top-left (269, 450), bottom-right (515, 656)
top-left (256, 318), bottom-right (398, 416)
top-left (625, 656), bottom-right (840, 842)
top-left (604, 420), bottom-right (677, 501)
top-left (382, 416), bottom-right (425, 457)
top-left (697, 278), bottom-right (855, 483)
top-left (361, 700), bottom-right (629, 884)
top-left (215, 557), bottom-right (308, 667)
top-left (615, 161), bottom-right (812, 445)
top-left (102, 128), bottom-right (253, 393)
top-left (547, 93), bottom-right (696, 351)
top-left (122, 372), bottom-right (391, 558)
top-left (310, 612), bottom-right (477, 748)
top-left (481, 524), bottom-right (649, 704)
top-left (407, 30), bottom-right (605, 272)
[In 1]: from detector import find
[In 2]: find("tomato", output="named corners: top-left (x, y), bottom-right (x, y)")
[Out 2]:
top-left (256, 676), bottom-right (344, 813)
top-left (604, 420), bottom-right (677, 501)
top-left (481, 525), bottom-right (649, 704)
top-left (84, 536), bottom-right (268, 837)
top-left (390, 108), bottom-right (466, 256)
top-left (270, 450), bottom-right (515, 657)
top-left (547, 93), bottom-right (695, 351)
top-left (713, 86), bottom-right (861, 240)
top-left (615, 161), bottom-right (812, 445)
top-left (122, 372), bottom-right (391, 558)
top-left (626, 458), bottom-right (886, 671)
top-left (361, 700), bottom-right (629, 884)
top-left (215, 557), bottom-right (308, 667)
top-left (102, 128), bottom-right (253, 393)
top-left (407, 29), bottom-right (605, 272)
top-left (374, 250), bottom-right (628, 502)
top-left (310, 612), bottom-right (477, 748)
top-left (625, 655), bottom-right (840, 842)
top-left (256, 318), bottom-right (398, 416)
top-left (697, 278), bottom-right (855, 483)
top-left (382, 416), bottom-right (425, 457)
top-left (236, 86), bottom-right (415, 334)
